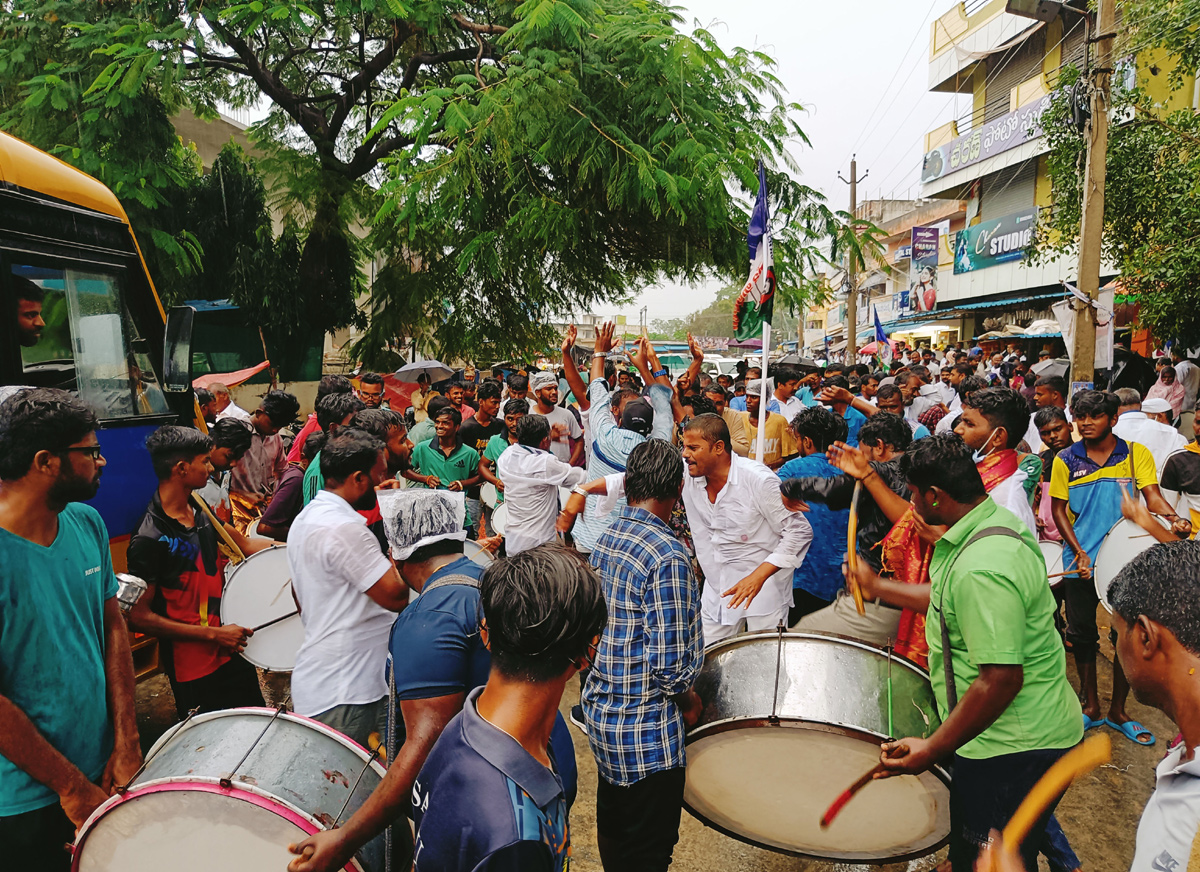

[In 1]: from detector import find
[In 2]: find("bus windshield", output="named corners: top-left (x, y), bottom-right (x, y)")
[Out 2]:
top-left (12, 262), bottom-right (170, 420)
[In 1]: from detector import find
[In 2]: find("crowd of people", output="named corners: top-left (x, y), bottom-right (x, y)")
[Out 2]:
top-left (2, 326), bottom-right (1200, 872)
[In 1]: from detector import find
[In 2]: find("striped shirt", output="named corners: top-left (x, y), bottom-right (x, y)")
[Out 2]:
top-left (571, 378), bottom-right (674, 552)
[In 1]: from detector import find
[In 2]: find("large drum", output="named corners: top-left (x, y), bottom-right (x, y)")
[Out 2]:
top-left (72, 708), bottom-right (387, 871)
top-left (221, 546), bottom-right (304, 672)
top-left (490, 502), bottom-right (509, 536)
top-left (1040, 540), bottom-right (1065, 589)
top-left (1095, 517), bottom-right (1164, 613)
top-left (684, 632), bottom-right (950, 862)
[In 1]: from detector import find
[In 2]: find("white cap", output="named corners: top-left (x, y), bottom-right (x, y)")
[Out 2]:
top-left (1143, 397), bottom-right (1173, 415)
top-left (919, 384), bottom-right (941, 399)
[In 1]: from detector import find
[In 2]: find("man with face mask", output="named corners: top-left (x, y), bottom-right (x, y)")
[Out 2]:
top-left (288, 430), bottom-right (411, 746)
top-left (953, 387), bottom-right (1039, 538)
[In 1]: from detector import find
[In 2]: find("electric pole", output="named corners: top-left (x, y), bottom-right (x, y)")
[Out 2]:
top-left (1071, 0), bottom-right (1116, 388)
top-left (839, 156), bottom-right (868, 361)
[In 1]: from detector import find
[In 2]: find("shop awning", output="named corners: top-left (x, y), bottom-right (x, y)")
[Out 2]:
top-left (947, 292), bottom-right (1061, 312)
top-left (829, 339), bottom-right (849, 352)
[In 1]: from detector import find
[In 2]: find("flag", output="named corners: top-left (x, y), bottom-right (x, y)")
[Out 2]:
top-left (733, 164), bottom-right (775, 341)
top-left (874, 306), bottom-right (892, 371)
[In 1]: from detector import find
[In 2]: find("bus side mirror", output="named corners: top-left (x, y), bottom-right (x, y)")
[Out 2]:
top-left (162, 306), bottom-right (195, 394)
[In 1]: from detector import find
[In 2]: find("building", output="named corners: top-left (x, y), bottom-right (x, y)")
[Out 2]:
top-left (861, 1), bottom-right (1197, 357)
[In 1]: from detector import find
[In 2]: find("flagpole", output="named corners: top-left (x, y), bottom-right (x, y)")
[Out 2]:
top-left (756, 321), bottom-right (770, 463)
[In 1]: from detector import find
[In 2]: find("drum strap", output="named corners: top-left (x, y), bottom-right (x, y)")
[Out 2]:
top-left (939, 525), bottom-right (1026, 712)
top-left (421, 572), bottom-right (481, 594)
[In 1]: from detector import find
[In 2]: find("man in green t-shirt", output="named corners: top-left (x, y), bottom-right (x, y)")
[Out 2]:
top-left (848, 434), bottom-right (1082, 872)
top-left (410, 407), bottom-right (481, 527)
top-left (478, 398), bottom-right (529, 507)
top-left (302, 392), bottom-right (365, 505)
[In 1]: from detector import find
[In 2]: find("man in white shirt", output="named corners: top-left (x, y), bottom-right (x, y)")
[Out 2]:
top-left (953, 387), bottom-right (1038, 537)
top-left (680, 414), bottom-right (812, 642)
top-left (771, 366), bottom-right (810, 424)
top-left (210, 382), bottom-right (251, 422)
top-left (1173, 347), bottom-right (1200, 435)
top-left (496, 415), bottom-right (587, 555)
top-left (529, 371), bottom-right (583, 465)
top-left (288, 430), bottom-right (409, 746)
top-left (1114, 391), bottom-right (1188, 475)
top-left (983, 539), bottom-right (1200, 872)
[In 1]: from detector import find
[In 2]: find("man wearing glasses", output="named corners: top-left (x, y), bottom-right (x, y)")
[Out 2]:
top-left (0, 388), bottom-right (141, 870)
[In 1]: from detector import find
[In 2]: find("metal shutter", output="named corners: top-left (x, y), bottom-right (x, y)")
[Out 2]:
top-left (979, 159), bottom-right (1037, 222)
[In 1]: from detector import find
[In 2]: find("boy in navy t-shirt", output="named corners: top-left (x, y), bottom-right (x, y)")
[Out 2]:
top-left (411, 544), bottom-right (606, 872)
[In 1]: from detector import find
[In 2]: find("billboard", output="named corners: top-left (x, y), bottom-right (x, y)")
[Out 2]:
top-left (953, 208), bottom-right (1037, 274)
top-left (909, 226), bottom-right (939, 313)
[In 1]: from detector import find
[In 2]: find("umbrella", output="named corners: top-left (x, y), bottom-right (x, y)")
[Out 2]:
top-left (394, 359), bottom-right (454, 384)
top-left (777, 353), bottom-right (821, 371)
top-left (1031, 358), bottom-right (1069, 379)
top-left (858, 339), bottom-right (899, 356)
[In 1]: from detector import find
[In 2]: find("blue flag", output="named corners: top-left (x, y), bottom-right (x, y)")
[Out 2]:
top-left (733, 164), bottom-right (775, 342)
top-left (874, 307), bottom-right (892, 371)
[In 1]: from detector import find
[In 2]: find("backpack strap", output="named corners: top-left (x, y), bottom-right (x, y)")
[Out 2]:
top-left (421, 572), bottom-right (481, 595)
top-left (938, 525), bottom-right (1027, 712)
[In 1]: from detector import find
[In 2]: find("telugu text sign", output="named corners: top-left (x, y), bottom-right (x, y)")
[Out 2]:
top-left (921, 95), bottom-right (1051, 184)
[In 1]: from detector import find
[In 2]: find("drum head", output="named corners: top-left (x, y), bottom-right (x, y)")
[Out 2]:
top-left (221, 547), bottom-right (304, 671)
top-left (481, 482), bottom-right (499, 509)
top-left (1039, 540), bottom-right (1064, 589)
top-left (245, 519), bottom-right (271, 540)
top-left (684, 722), bottom-right (949, 861)
top-left (463, 539), bottom-right (495, 566)
top-left (1095, 518), bottom-right (1164, 613)
top-left (73, 786), bottom-right (338, 872)
top-left (491, 503), bottom-right (509, 536)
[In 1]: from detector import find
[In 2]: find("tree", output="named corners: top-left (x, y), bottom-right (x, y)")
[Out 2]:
top-left (8, 0), bottom-right (830, 362)
top-left (1036, 4), bottom-right (1200, 345)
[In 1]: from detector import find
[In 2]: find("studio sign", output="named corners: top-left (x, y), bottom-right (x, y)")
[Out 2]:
top-left (953, 208), bottom-right (1038, 274)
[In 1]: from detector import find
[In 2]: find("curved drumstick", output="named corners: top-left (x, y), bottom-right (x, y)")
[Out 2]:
top-left (820, 762), bottom-right (884, 828)
top-left (994, 734), bottom-right (1110, 864)
top-left (846, 481), bottom-right (866, 616)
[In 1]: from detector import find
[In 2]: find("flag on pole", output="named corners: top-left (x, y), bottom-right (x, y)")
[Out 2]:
top-left (873, 306), bottom-right (892, 372)
top-left (733, 164), bottom-right (775, 342)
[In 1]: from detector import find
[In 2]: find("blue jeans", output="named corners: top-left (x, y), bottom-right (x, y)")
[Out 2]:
top-left (948, 747), bottom-right (1077, 872)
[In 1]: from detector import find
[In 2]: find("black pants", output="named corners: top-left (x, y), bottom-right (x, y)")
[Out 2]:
top-left (169, 655), bottom-right (264, 719)
top-left (948, 747), bottom-right (1071, 872)
top-left (1061, 575), bottom-right (1100, 658)
top-left (0, 801), bottom-right (75, 871)
top-left (596, 768), bottom-right (686, 872)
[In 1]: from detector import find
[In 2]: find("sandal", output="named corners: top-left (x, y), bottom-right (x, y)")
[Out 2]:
top-left (1082, 713), bottom-right (1105, 731)
top-left (1105, 718), bottom-right (1155, 746)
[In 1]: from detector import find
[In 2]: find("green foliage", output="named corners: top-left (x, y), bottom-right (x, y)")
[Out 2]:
top-left (1037, 42), bottom-right (1200, 344)
top-left (652, 284), bottom-right (799, 342)
top-left (4, 0), bottom-right (829, 364)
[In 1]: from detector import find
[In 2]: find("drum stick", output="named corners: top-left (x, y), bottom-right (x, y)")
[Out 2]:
top-left (846, 481), bottom-right (866, 616)
top-left (190, 492), bottom-right (247, 564)
top-left (251, 610), bottom-right (299, 633)
top-left (1046, 569), bottom-right (1081, 580)
top-left (993, 735), bottom-right (1110, 863)
top-left (820, 762), bottom-right (885, 828)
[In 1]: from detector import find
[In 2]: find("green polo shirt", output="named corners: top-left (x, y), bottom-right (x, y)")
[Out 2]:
top-left (927, 497), bottom-right (1082, 760)
top-left (411, 440), bottom-right (481, 523)
top-left (483, 434), bottom-right (513, 505)
top-left (302, 450), bottom-right (323, 505)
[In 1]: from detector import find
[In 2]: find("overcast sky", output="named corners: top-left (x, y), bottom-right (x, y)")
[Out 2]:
top-left (611, 0), bottom-right (965, 327)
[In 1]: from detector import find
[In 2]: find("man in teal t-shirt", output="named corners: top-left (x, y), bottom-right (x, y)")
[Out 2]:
top-left (478, 398), bottom-right (528, 508)
top-left (410, 407), bottom-right (481, 526)
top-left (0, 388), bottom-right (140, 870)
top-left (853, 435), bottom-right (1082, 872)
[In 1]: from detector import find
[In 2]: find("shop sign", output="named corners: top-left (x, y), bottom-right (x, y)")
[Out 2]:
top-left (921, 95), bottom-right (1050, 183)
top-left (953, 208), bottom-right (1037, 274)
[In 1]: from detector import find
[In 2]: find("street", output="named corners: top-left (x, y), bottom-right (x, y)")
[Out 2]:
top-left (133, 609), bottom-right (1157, 872)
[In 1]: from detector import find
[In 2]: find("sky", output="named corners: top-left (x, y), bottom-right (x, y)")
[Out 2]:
top-left (611, 0), bottom-right (965, 327)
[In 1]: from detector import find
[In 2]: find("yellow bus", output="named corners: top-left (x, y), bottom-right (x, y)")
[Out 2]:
top-left (0, 129), bottom-right (197, 679)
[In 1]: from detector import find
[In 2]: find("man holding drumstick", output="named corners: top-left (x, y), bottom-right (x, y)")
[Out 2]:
top-left (847, 435), bottom-right (1082, 872)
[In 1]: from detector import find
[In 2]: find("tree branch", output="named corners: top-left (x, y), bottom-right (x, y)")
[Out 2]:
top-left (328, 20), bottom-right (415, 139)
top-left (451, 13), bottom-right (509, 35)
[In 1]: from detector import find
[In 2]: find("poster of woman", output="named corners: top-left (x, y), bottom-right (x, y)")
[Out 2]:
top-left (909, 226), bottom-right (939, 312)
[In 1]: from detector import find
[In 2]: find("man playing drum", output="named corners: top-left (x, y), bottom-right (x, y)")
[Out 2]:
top-left (289, 429), bottom-right (410, 747)
top-left (1050, 390), bottom-right (1191, 746)
top-left (287, 492), bottom-right (578, 872)
top-left (849, 435), bottom-right (1083, 872)
top-left (0, 388), bottom-right (141, 869)
top-left (983, 540), bottom-right (1200, 872)
top-left (584, 439), bottom-right (704, 872)
top-left (128, 426), bottom-right (271, 718)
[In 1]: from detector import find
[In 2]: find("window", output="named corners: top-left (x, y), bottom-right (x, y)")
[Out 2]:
top-left (13, 262), bottom-right (169, 419)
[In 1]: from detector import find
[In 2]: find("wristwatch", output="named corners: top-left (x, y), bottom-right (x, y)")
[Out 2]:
top-left (571, 486), bottom-right (590, 498)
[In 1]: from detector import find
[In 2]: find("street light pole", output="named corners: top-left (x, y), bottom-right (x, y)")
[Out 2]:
top-left (839, 156), bottom-right (868, 361)
top-left (1071, 0), bottom-right (1116, 388)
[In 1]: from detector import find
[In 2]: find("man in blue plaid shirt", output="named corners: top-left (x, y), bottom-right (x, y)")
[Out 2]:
top-left (582, 438), bottom-right (704, 872)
